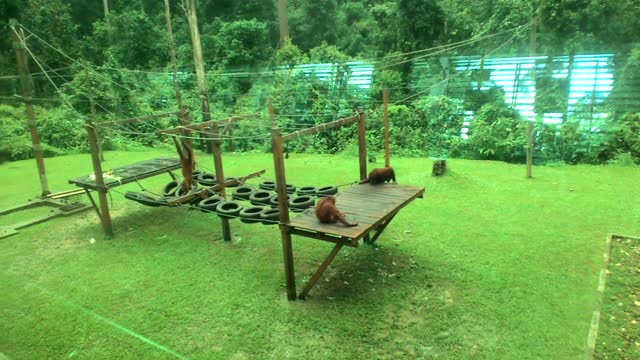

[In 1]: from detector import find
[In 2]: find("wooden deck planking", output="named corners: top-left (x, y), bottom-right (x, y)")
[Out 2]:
top-left (69, 157), bottom-right (181, 190)
top-left (288, 183), bottom-right (424, 240)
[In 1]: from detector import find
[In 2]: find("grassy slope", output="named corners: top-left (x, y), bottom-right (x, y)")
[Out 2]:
top-left (1, 151), bottom-right (639, 359)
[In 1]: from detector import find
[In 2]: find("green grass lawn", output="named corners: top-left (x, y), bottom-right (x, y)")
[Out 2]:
top-left (1, 150), bottom-right (639, 359)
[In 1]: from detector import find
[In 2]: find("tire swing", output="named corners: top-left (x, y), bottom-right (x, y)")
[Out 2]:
top-left (232, 185), bottom-right (254, 200)
top-left (216, 200), bottom-right (243, 219)
top-left (197, 195), bottom-right (224, 213)
top-left (259, 208), bottom-right (280, 225)
top-left (314, 186), bottom-right (338, 197)
top-left (162, 180), bottom-right (180, 197)
top-left (289, 195), bottom-right (315, 212)
top-left (259, 180), bottom-right (276, 190)
top-left (239, 206), bottom-right (264, 224)
top-left (249, 190), bottom-right (274, 206)
top-left (197, 172), bottom-right (217, 187)
top-left (296, 186), bottom-right (316, 196)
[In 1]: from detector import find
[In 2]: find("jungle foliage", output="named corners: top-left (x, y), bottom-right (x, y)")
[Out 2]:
top-left (0, 0), bottom-right (639, 164)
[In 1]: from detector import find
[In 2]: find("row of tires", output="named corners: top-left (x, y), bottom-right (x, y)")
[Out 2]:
top-left (163, 180), bottom-right (338, 200)
top-left (196, 197), bottom-right (280, 224)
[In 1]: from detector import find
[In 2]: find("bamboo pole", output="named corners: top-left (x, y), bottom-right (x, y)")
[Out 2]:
top-left (11, 20), bottom-right (50, 196)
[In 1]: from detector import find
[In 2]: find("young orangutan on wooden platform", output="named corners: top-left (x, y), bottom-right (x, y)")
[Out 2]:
top-left (359, 166), bottom-right (396, 185)
top-left (314, 196), bottom-right (358, 227)
top-left (173, 137), bottom-right (195, 192)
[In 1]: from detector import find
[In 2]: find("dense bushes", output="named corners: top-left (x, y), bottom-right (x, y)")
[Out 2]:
top-left (3, 73), bottom-right (638, 166)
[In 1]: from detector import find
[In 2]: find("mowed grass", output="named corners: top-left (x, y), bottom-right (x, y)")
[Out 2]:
top-left (1, 150), bottom-right (639, 359)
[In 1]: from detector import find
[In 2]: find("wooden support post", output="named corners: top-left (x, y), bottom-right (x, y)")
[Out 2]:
top-left (527, 13), bottom-right (536, 179)
top-left (298, 243), bottom-right (344, 300)
top-left (269, 99), bottom-right (276, 128)
top-left (11, 21), bottom-right (50, 197)
top-left (272, 128), bottom-right (296, 300)
top-left (366, 212), bottom-right (397, 245)
top-left (84, 123), bottom-right (113, 237)
top-left (83, 61), bottom-right (104, 162)
top-left (526, 122), bottom-right (534, 178)
top-left (277, 0), bottom-right (289, 47)
top-left (184, 0), bottom-right (208, 150)
top-left (208, 122), bottom-right (231, 241)
top-left (164, 0), bottom-right (183, 110)
top-left (383, 89), bottom-right (390, 167)
top-left (357, 108), bottom-right (367, 181)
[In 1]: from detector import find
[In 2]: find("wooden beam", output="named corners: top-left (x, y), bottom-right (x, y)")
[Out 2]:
top-left (288, 228), bottom-right (358, 247)
top-left (272, 128), bottom-right (296, 300)
top-left (357, 109), bottom-right (367, 181)
top-left (84, 123), bottom-right (113, 237)
top-left (100, 111), bottom-right (180, 128)
top-left (383, 89), bottom-right (390, 167)
top-left (298, 243), bottom-right (344, 300)
top-left (155, 114), bottom-right (258, 136)
top-left (281, 114), bottom-right (359, 143)
top-left (11, 22), bottom-right (50, 196)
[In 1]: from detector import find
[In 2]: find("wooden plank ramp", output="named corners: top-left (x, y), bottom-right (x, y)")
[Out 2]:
top-left (287, 183), bottom-right (425, 242)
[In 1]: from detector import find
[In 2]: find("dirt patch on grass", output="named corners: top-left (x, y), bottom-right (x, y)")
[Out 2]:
top-left (594, 235), bottom-right (640, 359)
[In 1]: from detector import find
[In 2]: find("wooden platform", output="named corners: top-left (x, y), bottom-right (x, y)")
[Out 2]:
top-left (287, 183), bottom-right (425, 246)
top-left (69, 157), bottom-right (181, 190)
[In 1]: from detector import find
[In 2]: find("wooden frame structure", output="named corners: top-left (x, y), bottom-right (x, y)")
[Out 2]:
top-left (270, 107), bottom-right (425, 300)
top-left (71, 109), bottom-right (262, 238)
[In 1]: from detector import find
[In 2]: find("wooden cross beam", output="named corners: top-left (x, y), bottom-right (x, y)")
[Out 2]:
top-left (100, 111), bottom-right (181, 128)
top-left (281, 113), bottom-right (360, 143)
top-left (155, 113), bottom-right (259, 137)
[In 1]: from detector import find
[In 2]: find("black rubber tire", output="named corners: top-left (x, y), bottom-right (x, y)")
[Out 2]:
top-left (175, 184), bottom-right (191, 197)
top-left (297, 186), bottom-right (316, 196)
top-left (197, 172), bottom-right (217, 186)
top-left (216, 200), bottom-right (243, 219)
top-left (315, 185), bottom-right (338, 196)
top-left (232, 185), bottom-right (255, 200)
top-left (259, 208), bottom-right (280, 225)
top-left (124, 191), bottom-right (167, 207)
top-left (270, 194), bottom-right (290, 208)
top-left (192, 170), bottom-right (203, 182)
top-left (249, 190), bottom-right (274, 206)
top-left (197, 195), bottom-right (224, 213)
top-left (289, 195), bottom-right (315, 212)
top-left (239, 206), bottom-right (264, 224)
top-left (286, 184), bottom-right (296, 194)
top-left (259, 180), bottom-right (276, 190)
top-left (162, 180), bottom-right (179, 197)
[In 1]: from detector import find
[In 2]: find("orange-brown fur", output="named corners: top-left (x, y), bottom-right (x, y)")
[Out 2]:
top-left (173, 138), bottom-right (195, 192)
top-left (314, 196), bottom-right (357, 227)
top-left (359, 166), bottom-right (396, 185)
